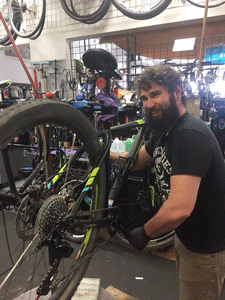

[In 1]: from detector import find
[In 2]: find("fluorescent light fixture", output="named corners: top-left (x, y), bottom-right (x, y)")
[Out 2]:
top-left (173, 38), bottom-right (196, 52)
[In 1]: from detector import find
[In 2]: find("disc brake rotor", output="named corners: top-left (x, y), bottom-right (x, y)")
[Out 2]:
top-left (16, 195), bottom-right (42, 241)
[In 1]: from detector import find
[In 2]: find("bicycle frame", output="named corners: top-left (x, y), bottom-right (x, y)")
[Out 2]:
top-left (61, 119), bottom-right (146, 233)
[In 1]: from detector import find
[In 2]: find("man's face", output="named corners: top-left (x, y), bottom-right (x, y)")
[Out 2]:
top-left (140, 83), bottom-right (180, 133)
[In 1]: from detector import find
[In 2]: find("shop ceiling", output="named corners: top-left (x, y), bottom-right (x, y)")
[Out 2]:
top-left (100, 19), bottom-right (225, 61)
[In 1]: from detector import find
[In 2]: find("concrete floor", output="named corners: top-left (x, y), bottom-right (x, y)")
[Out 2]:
top-left (1, 210), bottom-right (225, 300)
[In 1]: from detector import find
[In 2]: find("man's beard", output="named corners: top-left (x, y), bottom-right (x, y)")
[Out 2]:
top-left (145, 94), bottom-right (180, 134)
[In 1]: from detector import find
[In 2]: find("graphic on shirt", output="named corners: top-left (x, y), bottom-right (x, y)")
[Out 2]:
top-left (153, 146), bottom-right (171, 202)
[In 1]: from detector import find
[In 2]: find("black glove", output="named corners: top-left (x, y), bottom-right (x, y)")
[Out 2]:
top-left (127, 227), bottom-right (151, 251)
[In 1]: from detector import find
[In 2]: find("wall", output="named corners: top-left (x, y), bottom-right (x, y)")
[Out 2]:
top-left (0, 50), bottom-right (31, 84)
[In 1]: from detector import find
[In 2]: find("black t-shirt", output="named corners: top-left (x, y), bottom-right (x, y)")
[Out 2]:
top-left (145, 112), bottom-right (225, 254)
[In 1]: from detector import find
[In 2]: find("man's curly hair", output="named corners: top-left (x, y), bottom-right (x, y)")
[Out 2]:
top-left (135, 65), bottom-right (186, 106)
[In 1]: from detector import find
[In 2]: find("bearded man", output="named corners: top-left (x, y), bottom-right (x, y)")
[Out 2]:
top-left (110, 65), bottom-right (225, 300)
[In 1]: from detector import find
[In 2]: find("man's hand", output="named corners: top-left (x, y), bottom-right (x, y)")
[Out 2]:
top-left (127, 227), bottom-right (151, 251)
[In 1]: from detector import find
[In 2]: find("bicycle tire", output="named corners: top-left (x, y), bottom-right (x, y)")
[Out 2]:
top-left (8, 0), bottom-right (46, 38)
top-left (70, 0), bottom-right (111, 23)
top-left (29, 2), bottom-right (46, 40)
top-left (0, 31), bottom-right (18, 46)
top-left (111, 0), bottom-right (172, 20)
top-left (60, 0), bottom-right (110, 23)
top-left (185, 0), bottom-right (225, 8)
top-left (115, 230), bottom-right (175, 252)
top-left (0, 99), bottom-right (106, 300)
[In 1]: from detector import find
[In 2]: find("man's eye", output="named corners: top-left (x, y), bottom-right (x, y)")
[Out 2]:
top-left (151, 92), bottom-right (160, 98)
top-left (140, 96), bottom-right (147, 102)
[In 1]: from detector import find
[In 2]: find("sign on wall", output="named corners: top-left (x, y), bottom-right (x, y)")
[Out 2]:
top-left (205, 46), bottom-right (225, 64)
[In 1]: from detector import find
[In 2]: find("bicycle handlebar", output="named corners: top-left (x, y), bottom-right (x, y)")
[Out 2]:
top-left (0, 79), bottom-right (12, 90)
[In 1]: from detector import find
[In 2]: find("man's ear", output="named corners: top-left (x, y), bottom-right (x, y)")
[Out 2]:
top-left (174, 85), bottom-right (182, 103)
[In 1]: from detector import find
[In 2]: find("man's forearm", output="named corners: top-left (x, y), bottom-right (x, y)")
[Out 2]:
top-left (110, 151), bottom-right (128, 166)
top-left (144, 199), bottom-right (188, 238)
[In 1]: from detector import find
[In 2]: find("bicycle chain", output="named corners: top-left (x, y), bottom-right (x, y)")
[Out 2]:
top-left (37, 234), bottom-right (112, 295)
top-left (52, 236), bottom-right (112, 289)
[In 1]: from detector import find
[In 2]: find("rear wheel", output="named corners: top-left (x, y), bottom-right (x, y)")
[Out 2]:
top-left (0, 99), bottom-right (106, 300)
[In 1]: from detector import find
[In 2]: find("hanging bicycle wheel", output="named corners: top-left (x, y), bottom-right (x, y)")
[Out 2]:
top-left (60, 0), bottom-right (110, 24)
top-left (8, 0), bottom-right (46, 38)
top-left (112, 0), bottom-right (172, 20)
top-left (185, 0), bottom-right (225, 8)
top-left (29, 1), bottom-right (46, 40)
top-left (0, 99), bottom-right (106, 300)
top-left (0, 0), bottom-right (21, 45)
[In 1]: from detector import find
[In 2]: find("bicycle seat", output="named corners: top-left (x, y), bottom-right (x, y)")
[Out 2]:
top-left (82, 49), bottom-right (117, 72)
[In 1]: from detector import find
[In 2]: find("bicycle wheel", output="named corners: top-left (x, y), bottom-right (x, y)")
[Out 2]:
top-left (114, 175), bottom-right (175, 252)
top-left (112, 0), bottom-right (172, 20)
top-left (0, 0), bottom-right (21, 45)
top-left (185, 0), bottom-right (225, 7)
top-left (0, 99), bottom-right (106, 300)
top-left (29, 0), bottom-right (46, 40)
top-left (60, 0), bottom-right (110, 24)
top-left (8, 0), bottom-right (46, 38)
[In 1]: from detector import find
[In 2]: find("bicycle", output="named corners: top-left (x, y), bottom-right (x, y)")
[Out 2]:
top-left (0, 50), bottom-right (174, 300)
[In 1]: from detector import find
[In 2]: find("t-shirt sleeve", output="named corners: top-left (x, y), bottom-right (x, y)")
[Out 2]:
top-left (171, 129), bottom-right (213, 178)
top-left (145, 133), bottom-right (154, 157)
